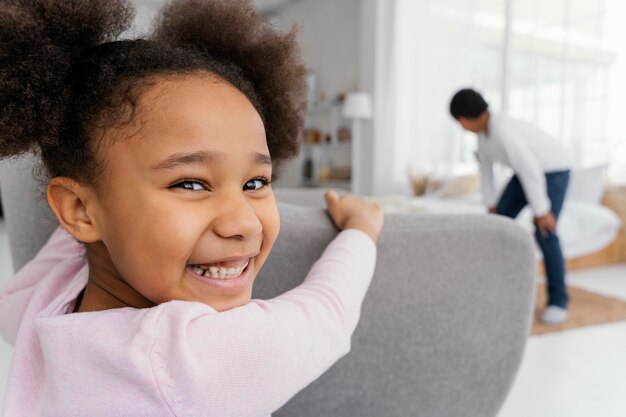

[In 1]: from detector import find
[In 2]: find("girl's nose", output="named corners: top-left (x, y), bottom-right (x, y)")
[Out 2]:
top-left (212, 196), bottom-right (263, 240)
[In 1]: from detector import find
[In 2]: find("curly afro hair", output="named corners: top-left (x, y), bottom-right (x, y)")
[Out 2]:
top-left (0, 0), bottom-right (306, 184)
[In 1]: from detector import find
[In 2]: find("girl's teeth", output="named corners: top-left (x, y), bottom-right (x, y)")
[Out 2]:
top-left (192, 260), bottom-right (249, 279)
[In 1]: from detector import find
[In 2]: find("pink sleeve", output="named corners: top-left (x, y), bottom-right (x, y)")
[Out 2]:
top-left (0, 226), bottom-right (82, 345)
top-left (151, 229), bottom-right (377, 417)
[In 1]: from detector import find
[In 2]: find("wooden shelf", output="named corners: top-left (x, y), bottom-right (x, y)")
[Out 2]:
top-left (300, 102), bottom-right (352, 187)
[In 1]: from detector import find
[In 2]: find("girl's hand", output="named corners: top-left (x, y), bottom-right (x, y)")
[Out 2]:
top-left (324, 190), bottom-right (384, 242)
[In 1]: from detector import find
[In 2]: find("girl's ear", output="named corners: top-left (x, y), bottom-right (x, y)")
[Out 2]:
top-left (47, 177), bottom-right (102, 243)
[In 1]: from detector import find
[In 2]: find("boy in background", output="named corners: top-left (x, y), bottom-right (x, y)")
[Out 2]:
top-left (450, 88), bottom-right (573, 325)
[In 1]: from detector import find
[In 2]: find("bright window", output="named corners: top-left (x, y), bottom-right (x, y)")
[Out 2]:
top-left (393, 0), bottom-right (626, 184)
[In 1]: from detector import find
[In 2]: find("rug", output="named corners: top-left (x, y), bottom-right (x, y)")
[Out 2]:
top-left (532, 284), bottom-right (626, 335)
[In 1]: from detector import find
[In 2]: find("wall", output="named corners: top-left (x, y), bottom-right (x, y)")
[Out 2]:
top-left (271, 0), bottom-right (361, 188)
top-left (130, 0), bottom-right (161, 34)
top-left (131, 0), bottom-right (360, 98)
top-left (273, 0), bottom-right (360, 106)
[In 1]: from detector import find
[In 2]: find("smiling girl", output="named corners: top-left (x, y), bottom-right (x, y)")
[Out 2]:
top-left (0, 1), bottom-right (383, 416)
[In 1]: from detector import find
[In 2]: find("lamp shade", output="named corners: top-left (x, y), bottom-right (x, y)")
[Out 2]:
top-left (342, 92), bottom-right (372, 119)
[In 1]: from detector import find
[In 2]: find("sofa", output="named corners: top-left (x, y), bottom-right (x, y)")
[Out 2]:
top-left (0, 154), bottom-right (536, 417)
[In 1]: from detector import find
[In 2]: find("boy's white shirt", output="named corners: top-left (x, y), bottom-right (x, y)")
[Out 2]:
top-left (477, 112), bottom-right (573, 216)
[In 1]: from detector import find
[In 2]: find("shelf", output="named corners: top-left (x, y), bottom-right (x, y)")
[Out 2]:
top-left (298, 101), bottom-right (351, 189)
top-left (302, 179), bottom-right (351, 190)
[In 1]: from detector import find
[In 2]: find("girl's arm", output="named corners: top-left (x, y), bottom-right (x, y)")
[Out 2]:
top-left (150, 194), bottom-right (381, 417)
top-left (0, 225), bottom-right (81, 344)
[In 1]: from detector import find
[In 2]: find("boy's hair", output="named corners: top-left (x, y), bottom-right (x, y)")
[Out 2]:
top-left (449, 88), bottom-right (488, 120)
top-left (0, 0), bottom-right (306, 184)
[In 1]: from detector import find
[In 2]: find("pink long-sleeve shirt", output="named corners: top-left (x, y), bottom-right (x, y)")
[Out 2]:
top-left (0, 226), bottom-right (376, 417)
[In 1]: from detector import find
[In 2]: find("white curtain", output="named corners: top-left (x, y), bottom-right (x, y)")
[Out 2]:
top-left (507, 0), bottom-right (626, 181)
top-left (379, 0), bottom-right (626, 192)
top-left (384, 0), bottom-right (506, 190)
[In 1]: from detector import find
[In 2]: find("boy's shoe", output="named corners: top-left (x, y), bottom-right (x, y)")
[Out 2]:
top-left (540, 305), bottom-right (568, 325)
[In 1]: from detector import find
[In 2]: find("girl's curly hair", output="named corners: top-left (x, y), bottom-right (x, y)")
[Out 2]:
top-left (0, 0), bottom-right (306, 183)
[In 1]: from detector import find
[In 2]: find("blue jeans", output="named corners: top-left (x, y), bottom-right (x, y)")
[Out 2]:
top-left (495, 171), bottom-right (570, 308)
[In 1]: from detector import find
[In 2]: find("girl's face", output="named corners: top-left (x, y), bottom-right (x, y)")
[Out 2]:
top-left (90, 75), bottom-right (279, 312)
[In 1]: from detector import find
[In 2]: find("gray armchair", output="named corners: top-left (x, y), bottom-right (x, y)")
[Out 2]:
top-left (0, 154), bottom-right (535, 417)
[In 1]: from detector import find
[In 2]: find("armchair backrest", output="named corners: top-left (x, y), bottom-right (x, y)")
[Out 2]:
top-left (0, 154), bottom-right (535, 417)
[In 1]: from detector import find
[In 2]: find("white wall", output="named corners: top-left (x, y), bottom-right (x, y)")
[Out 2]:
top-left (130, 0), bottom-right (361, 101)
top-left (129, 0), bottom-right (161, 35)
top-left (274, 0), bottom-right (360, 106)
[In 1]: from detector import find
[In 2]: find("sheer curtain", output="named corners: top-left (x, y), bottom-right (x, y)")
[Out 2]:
top-left (507, 0), bottom-right (626, 181)
top-left (386, 0), bottom-right (506, 192)
top-left (383, 0), bottom-right (626, 193)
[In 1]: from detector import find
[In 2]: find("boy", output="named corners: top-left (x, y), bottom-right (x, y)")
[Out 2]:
top-left (450, 88), bottom-right (572, 325)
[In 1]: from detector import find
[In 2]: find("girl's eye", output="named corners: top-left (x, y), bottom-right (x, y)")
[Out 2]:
top-left (244, 177), bottom-right (271, 191)
top-left (172, 180), bottom-right (208, 191)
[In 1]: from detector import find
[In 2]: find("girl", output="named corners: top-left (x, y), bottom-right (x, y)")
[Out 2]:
top-left (0, 1), bottom-right (383, 416)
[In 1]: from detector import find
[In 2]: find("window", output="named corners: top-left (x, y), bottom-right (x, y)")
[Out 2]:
top-left (392, 0), bottom-right (626, 185)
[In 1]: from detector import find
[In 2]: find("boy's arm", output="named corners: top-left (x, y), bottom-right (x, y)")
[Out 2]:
top-left (0, 226), bottom-right (81, 344)
top-left (501, 132), bottom-right (551, 216)
top-left (478, 146), bottom-right (497, 209)
top-left (151, 229), bottom-right (377, 417)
